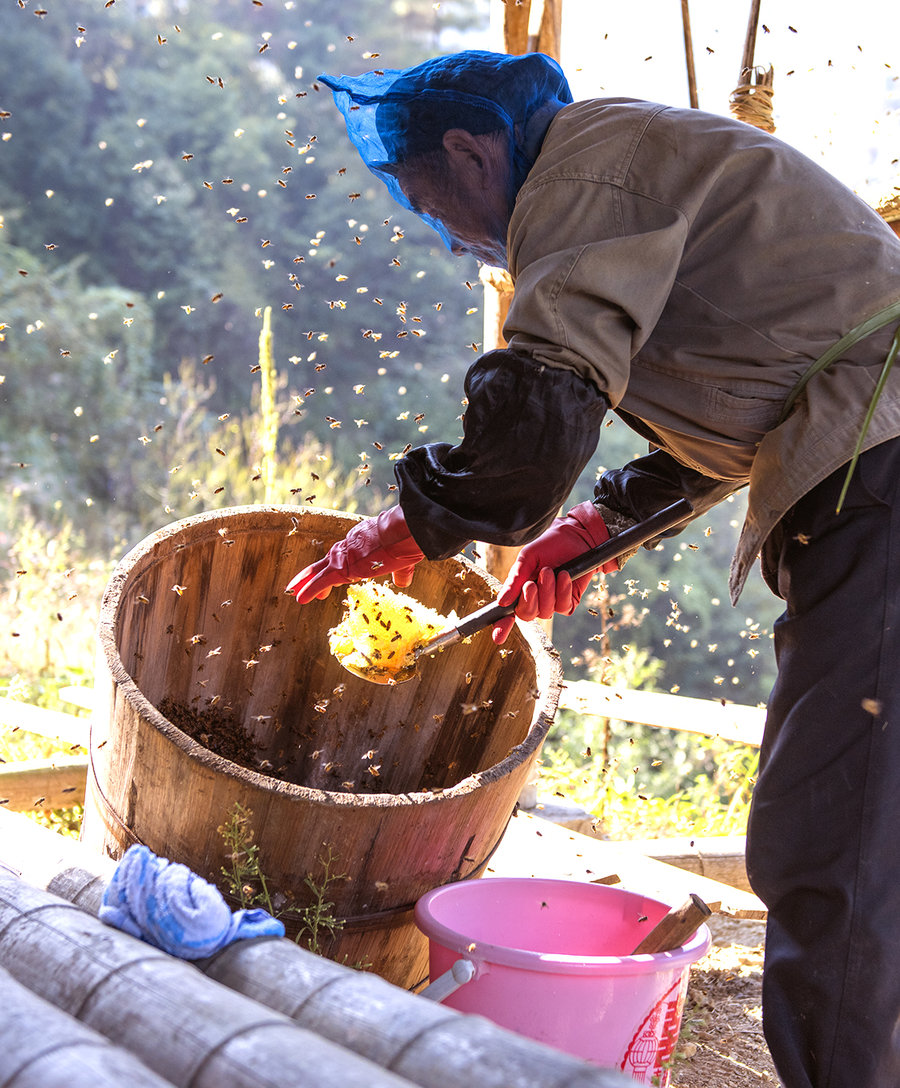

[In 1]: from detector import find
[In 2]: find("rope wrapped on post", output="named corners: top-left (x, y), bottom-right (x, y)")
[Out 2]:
top-left (730, 65), bottom-right (775, 132)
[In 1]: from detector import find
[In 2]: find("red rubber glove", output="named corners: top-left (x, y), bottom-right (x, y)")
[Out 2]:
top-left (286, 506), bottom-right (425, 603)
top-left (491, 501), bottom-right (618, 644)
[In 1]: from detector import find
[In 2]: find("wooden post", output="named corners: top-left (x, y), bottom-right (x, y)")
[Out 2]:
top-left (739, 0), bottom-right (763, 77)
top-left (681, 0), bottom-right (699, 108)
top-left (630, 893), bottom-right (712, 954)
top-left (476, 265), bottom-right (519, 583)
top-left (479, 0), bottom-right (564, 605)
top-left (730, 0), bottom-right (775, 132)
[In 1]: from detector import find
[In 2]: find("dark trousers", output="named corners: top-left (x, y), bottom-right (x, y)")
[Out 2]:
top-left (748, 438), bottom-right (900, 1087)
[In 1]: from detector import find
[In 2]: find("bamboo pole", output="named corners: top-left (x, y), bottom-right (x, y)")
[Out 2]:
top-left (0, 810), bottom-right (633, 1088)
top-left (0, 965), bottom-right (175, 1088)
top-left (730, 0), bottom-right (775, 132)
top-left (680, 0), bottom-right (699, 108)
top-left (0, 873), bottom-right (419, 1088)
top-left (739, 0), bottom-right (763, 77)
top-left (477, 2), bottom-right (563, 589)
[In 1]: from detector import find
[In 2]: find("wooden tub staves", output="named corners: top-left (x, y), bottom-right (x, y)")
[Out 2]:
top-left (80, 506), bottom-right (562, 987)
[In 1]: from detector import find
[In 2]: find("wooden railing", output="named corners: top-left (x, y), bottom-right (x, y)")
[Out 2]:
top-left (558, 680), bottom-right (765, 748)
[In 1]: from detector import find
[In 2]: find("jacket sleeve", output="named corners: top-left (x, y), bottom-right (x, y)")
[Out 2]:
top-left (394, 348), bottom-right (608, 560)
top-left (593, 447), bottom-right (743, 545)
top-left (504, 176), bottom-right (689, 405)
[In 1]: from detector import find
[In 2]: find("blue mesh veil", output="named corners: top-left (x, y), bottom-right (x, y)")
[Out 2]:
top-left (318, 50), bottom-right (572, 267)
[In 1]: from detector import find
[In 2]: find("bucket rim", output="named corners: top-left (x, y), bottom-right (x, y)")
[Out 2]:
top-left (414, 877), bottom-right (712, 975)
top-left (95, 504), bottom-right (563, 809)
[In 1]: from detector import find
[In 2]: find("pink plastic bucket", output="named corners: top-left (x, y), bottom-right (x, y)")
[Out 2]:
top-left (415, 878), bottom-right (711, 1086)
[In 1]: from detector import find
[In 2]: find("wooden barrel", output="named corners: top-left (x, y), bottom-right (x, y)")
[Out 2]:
top-left (81, 506), bottom-right (562, 988)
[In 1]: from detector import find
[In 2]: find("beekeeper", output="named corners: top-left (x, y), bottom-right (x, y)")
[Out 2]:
top-left (288, 50), bottom-right (900, 1087)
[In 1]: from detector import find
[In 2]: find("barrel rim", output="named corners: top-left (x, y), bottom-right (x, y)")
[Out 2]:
top-left (97, 504), bottom-right (562, 809)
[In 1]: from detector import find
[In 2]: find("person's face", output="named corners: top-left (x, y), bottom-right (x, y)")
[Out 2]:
top-left (398, 130), bottom-right (510, 264)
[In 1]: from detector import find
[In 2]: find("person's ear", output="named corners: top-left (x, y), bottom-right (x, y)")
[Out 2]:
top-left (442, 128), bottom-right (491, 185)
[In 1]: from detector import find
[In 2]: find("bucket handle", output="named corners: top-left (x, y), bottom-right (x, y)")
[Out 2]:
top-left (419, 958), bottom-right (476, 1002)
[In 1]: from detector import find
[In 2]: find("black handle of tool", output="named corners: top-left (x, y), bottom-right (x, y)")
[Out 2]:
top-left (454, 498), bottom-right (694, 639)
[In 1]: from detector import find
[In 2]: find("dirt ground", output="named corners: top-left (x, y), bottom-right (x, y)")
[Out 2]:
top-left (671, 914), bottom-right (780, 1086)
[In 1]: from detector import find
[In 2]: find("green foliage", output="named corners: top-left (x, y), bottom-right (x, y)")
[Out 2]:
top-left (294, 844), bottom-right (348, 957)
top-left (0, 514), bottom-right (112, 697)
top-left (541, 727), bottom-right (757, 840)
top-left (218, 801), bottom-right (278, 914)
top-left (0, 246), bottom-right (157, 542)
top-left (0, 0), bottom-right (486, 437)
top-left (541, 622), bottom-right (757, 840)
top-left (132, 351), bottom-right (376, 522)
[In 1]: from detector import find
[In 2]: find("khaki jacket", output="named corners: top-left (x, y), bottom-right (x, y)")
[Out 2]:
top-left (504, 99), bottom-right (900, 600)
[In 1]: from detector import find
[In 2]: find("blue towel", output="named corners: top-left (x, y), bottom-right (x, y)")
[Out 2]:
top-left (100, 844), bottom-right (285, 959)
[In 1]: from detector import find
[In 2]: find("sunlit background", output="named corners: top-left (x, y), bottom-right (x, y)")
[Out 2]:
top-left (1, 0), bottom-right (898, 837)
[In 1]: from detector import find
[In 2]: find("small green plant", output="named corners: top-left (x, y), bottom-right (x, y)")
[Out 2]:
top-left (295, 844), bottom-right (347, 956)
top-left (539, 733), bottom-right (757, 840)
top-left (218, 801), bottom-right (276, 914)
top-left (218, 801), bottom-right (348, 957)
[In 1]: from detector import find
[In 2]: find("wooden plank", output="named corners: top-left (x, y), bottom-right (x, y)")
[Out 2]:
top-left (559, 680), bottom-right (766, 748)
top-left (490, 811), bottom-right (766, 919)
top-left (614, 834), bottom-right (751, 894)
top-left (0, 755), bottom-right (88, 811)
top-left (58, 685), bottom-right (96, 711)
top-left (0, 697), bottom-right (90, 747)
top-left (59, 680), bottom-right (766, 748)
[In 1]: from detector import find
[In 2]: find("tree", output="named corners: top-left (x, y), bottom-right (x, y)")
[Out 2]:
top-left (0, 0), bottom-right (488, 529)
top-left (0, 240), bottom-right (156, 546)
